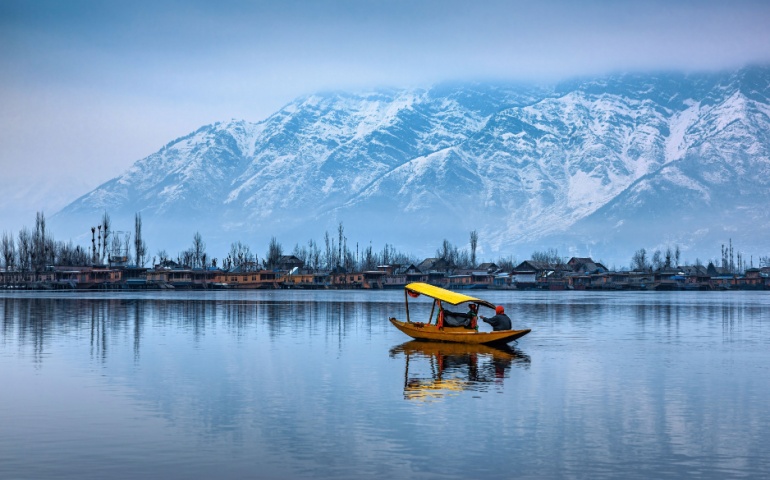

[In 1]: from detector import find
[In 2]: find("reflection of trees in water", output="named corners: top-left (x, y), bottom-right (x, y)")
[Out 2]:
top-left (152, 300), bottom-right (216, 338)
top-left (1, 298), bottom-right (13, 346)
top-left (82, 298), bottom-right (147, 362)
top-left (633, 302), bottom-right (684, 340)
top-left (1, 297), bottom-right (149, 363)
top-left (631, 298), bottom-right (767, 341)
top-left (507, 301), bottom-right (605, 330)
top-left (258, 299), bottom-right (390, 342)
top-left (1, 295), bottom-right (399, 364)
top-left (2, 297), bottom-right (51, 365)
top-left (220, 300), bottom-right (256, 334)
top-left (509, 294), bottom-right (770, 343)
top-left (4, 294), bottom-right (769, 366)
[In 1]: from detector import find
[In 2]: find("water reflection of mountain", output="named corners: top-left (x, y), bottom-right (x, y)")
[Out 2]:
top-left (389, 340), bottom-right (531, 401)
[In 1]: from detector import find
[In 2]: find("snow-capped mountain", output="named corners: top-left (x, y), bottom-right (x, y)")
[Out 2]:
top-left (53, 67), bottom-right (770, 265)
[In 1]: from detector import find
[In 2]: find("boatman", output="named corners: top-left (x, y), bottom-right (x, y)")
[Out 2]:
top-left (481, 305), bottom-right (512, 331)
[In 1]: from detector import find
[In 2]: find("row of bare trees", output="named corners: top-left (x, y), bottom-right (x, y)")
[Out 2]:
top-left (10, 212), bottom-right (764, 276)
top-left (0, 211), bottom-right (150, 276)
top-left (630, 246), bottom-right (682, 271)
top-left (176, 224), bottom-right (501, 273)
top-left (1, 212), bottom-right (91, 277)
top-left (630, 240), bottom-right (763, 274)
top-left (1, 214), bottom-right (521, 274)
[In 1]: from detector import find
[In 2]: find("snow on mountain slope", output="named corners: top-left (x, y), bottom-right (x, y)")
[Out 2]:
top-left (52, 68), bottom-right (770, 263)
top-left (558, 75), bottom-right (770, 263)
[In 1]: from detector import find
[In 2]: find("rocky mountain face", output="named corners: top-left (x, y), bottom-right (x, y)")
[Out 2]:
top-left (53, 67), bottom-right (770, 265)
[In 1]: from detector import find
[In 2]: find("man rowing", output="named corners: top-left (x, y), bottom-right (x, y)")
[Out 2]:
top-left (481, 305), bottom-right (512, 331)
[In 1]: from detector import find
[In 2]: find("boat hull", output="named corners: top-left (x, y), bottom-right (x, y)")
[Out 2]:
top-left (389, 318), bottom-right (530, 345)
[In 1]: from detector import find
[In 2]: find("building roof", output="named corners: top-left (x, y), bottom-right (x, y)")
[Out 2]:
top-left (513, 260), bottom-right (551, 272)
top-left (567, 257), bottom-right (607, 274)
top-left (417, 257), bottom-right (450, 272)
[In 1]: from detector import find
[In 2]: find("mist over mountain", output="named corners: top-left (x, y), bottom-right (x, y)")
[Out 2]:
top-left (52, 66), bottom-right (770, 266)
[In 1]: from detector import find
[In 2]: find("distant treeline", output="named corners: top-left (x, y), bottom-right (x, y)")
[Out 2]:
top-left (2, 211), bottom-right (769, 274)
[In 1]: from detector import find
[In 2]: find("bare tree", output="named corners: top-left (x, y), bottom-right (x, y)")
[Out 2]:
top-left (2, 231), bottom-right (15, 270)
top-left (337, 222), bottom-right (344, 269)
top-left (111, 233), bottom-right (123, 260)
top-left (531, 248), bottom-right (562, 268)
top-left (54, 240), bottom-right (88, 266)
top-left (344, 246), bottom-right (355, 271)
top-left (156, 249), bottom-right (169, 265)
top-left (181, 249), bottom-right (194, 268)
top-left (101, 212), bottom-right (111, 262)
top-left (694, 257), bottom-right (703, 267)
top-left (1, 231), bottom-right (16, 286)
top-left (496, 254), bottom-right (517, 272)
top-left (436, 239), bottom-right (452, 261)
top-left (123, 232), bottom-right (132, 265)
top-left (97, 224), bottom-right (102, 263)
top-left (191, 232), bottom-right (206, 268)
top-left (361, 242), bottom-right (376, 271)
top-left (381, 243), bottom-right (396, 265)
top-left (470, 230), bottom-right (478, 268)
top-left (134, 213), bottom-right (147, 267)
top-left (631, 248), bottom-right (649, 271)
top-left (229, 241), bottom-right (255, 268)
top-left (266, 236), bottom-right (282, 269)
top-left (651, 249), bottom-right (663, 270)
top-left (308, 239), bottom-right (321, 271)
top-left (91, 226), bottom-right (96, 263)
top-left (390, 248), bottom-right (418, 266)
top-left (32, 211), bottom-right (51, 272)
top-left (456, 249), bottom-right (471, 269)
top-left (324, 231), bottom-right (332, 270)
top-left (436, 239), bottom-right (459, 266)
top-left (17, 227), bottom-right (32, 277)
top-left (292, 243), bottom-right (308, 268)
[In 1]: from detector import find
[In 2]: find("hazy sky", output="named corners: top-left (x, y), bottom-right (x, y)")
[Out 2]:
top-left (2, 0), bottom-right (769, 232)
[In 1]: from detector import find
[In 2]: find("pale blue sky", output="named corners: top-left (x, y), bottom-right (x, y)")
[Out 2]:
top-left (2, 0), bottom-right (769, 232)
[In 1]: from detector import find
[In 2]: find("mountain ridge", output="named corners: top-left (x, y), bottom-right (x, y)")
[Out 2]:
top-left (52, 67), bottom-right (770, 265)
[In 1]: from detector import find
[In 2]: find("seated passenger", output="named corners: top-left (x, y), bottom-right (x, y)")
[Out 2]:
top-left (442, 304), bottom-right (478, 328)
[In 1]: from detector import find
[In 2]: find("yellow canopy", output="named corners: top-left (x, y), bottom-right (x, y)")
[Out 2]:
top-left (405, 282), bottom-right (496, 309)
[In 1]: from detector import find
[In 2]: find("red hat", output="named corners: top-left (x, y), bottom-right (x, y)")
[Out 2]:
top-left (495, 305), bottom-right (504, 314)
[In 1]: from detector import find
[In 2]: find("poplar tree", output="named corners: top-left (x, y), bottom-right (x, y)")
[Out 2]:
top-left (470, 230), bottom-right (478, 267)
top-left (134, 213), bottom-right (147, 267)
top-left (266, 237), bottom-right (283, 269)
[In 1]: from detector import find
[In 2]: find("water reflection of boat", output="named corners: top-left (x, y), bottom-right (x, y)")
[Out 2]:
top-left (389, 282), bottom-right (531, 344)
top-left (389, 340), bottom-right (531, 401)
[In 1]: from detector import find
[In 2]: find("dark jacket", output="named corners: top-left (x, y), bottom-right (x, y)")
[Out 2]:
top-left (482, 313), bottom-right (512, 331)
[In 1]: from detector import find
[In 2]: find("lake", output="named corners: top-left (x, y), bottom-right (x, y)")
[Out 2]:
top-left (1, 290), bottom-right (769, 479)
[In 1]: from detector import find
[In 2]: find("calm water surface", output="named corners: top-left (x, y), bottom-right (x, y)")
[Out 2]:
top-left (1, 290), bottom-right (769, 479)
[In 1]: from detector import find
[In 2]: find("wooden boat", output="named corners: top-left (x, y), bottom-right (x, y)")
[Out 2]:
top-left (389, 282), bottom-right (530, 345)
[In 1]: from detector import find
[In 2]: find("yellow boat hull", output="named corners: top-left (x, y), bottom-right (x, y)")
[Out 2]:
top-left (389, 318), bottom-right (530, 345)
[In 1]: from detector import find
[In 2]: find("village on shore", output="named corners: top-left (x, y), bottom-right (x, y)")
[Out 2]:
top-left (2, 253), bottom-right (770, 292)
top-left (2, 213), bottom-right (769, 292)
